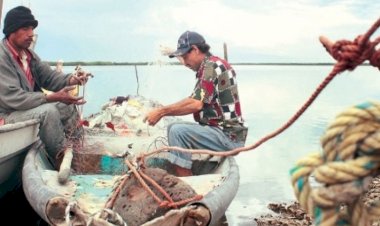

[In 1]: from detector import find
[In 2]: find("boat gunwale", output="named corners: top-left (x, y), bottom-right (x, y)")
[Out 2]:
top-left (0, 119), bottom-right (39, 133)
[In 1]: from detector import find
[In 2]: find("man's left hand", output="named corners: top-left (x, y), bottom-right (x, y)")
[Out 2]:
top-left (46, 86), bottom-right (86, 105)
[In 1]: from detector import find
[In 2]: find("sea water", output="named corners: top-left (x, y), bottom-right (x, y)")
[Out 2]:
top-left (66, 64), bottom-right (380, 225)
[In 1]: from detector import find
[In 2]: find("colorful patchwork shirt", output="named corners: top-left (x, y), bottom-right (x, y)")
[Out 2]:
top-left (191, 55), bottom-right (248, 143)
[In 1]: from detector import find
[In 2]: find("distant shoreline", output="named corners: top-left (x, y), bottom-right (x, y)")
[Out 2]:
top-left (45, 61), bottom-right (371, 67)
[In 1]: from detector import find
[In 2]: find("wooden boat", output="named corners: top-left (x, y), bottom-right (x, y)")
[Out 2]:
top-left (0, 119), bottom-right (39, 198)
top-left (22, 96), bottom-right (239, 226)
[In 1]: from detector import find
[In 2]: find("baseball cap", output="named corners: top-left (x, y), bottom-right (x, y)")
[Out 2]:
top-left (169, 31), bottom-right (205, 58)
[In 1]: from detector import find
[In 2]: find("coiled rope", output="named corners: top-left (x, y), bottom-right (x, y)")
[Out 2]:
top-left (291, 101), bottom-right (380, 225)
top-left (289, 17), bottom-right (380, 226)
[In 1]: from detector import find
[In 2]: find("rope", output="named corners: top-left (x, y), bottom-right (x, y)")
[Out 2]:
top-left (89, 208), bottom-right (127, 226)
top-left (290, 101), bottom-right (380, 226)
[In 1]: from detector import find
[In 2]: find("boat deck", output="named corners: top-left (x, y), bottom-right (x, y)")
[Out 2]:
top-left (40, 169), bottom-right (223, 215)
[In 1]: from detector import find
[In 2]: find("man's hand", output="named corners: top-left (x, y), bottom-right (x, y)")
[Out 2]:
top-left (46, 86), bottom-right (86, 105)
top-left (69, 66), bottom-right (93, 86)
top-left (143, 109), bottom-right (163, 126)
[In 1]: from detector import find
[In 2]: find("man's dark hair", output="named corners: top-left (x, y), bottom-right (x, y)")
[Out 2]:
top-left (195, 42), bottom-right (212, 56)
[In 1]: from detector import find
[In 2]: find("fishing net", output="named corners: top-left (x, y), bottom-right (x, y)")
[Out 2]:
top-left (70, 95), bottom-right (179, 174)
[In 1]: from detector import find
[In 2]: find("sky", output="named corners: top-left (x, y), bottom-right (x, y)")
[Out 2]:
top-left (1, 0), bottom-right (380, 63)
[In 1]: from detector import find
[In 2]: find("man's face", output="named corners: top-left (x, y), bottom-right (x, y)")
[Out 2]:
top-left (180, 46), bottom-right (203, 72)
top-left (8, 26), bottom-right (35, 50)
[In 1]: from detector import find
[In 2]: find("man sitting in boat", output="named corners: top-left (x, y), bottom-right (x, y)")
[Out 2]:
top-left (0, 6), bottom-right (89, 168)
top-left (144, 31), bottom-right (248, 176)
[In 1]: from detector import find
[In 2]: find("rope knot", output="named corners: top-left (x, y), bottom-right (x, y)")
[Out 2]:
top-left (331, 39), bottom-right (362, 70)
top-left (320, 17), bottom-right (380, 73)
top-left (369, 47), bottom-right (380, 70)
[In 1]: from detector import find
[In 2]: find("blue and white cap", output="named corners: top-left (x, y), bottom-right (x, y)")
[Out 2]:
top-left (169, 31), bottom-right (206, 58)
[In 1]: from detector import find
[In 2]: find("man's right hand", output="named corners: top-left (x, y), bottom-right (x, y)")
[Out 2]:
top-left (45, 86), bottom-right (86, 105)
top-left (143, 109), bottom-right (163, 126)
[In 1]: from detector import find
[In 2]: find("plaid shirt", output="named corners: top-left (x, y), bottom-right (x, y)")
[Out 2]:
top-left (191, 55), bottom-right (248, 143)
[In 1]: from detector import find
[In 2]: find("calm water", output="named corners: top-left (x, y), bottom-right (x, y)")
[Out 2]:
top-left (67, 64), bottom-right (380, 225)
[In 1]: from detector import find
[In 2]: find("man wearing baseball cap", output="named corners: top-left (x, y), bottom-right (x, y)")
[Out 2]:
top-left (0, 6), bottom-right (89, 169)
top-left (145, 31), bottom-right (248, 176)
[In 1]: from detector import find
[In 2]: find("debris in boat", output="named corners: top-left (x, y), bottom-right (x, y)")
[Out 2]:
top-left (80, 119), bottom-right (89, 127)
top-left (89, 208), bottom-right (125, 226)
top-left (105, 121), bottom-right (116, 132)
top-left (362, 176), bottom-right (380, 226)
top-left (254, 202), bottom-right (313, 226)
top-left (112, 167), bottom-right (198, 226)
top-left (254, 176), bottom-right (380, 226)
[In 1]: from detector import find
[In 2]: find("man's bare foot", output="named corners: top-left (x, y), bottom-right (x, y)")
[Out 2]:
top-left (174, 165), bottom-right (193, 177)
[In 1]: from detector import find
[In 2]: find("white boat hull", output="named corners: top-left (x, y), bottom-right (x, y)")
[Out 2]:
top-left (0, 119), bottom-right (39, 198)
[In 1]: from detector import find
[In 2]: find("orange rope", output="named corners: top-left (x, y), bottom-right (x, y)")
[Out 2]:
top-left (124, 159), bottom-right (163, 204)
top-left (139, 170), bottom-right (178, 208)
top-left (105, 175), bottom-right (130, 209)
top-left (167, 195), bottom-right (203, 208)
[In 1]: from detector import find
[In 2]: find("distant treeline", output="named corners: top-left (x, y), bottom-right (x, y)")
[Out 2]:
top-left (46, 61), bottom-right (153, 66)
top-left (45, 61), bottom-right (371, 66)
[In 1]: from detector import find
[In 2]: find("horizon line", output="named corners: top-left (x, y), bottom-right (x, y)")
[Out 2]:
top-left (46, 61), bottom-right (364, 66)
